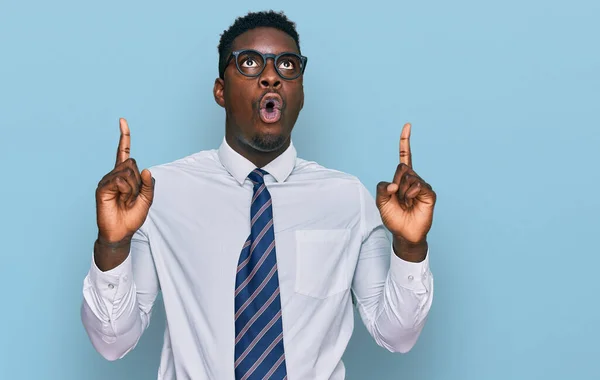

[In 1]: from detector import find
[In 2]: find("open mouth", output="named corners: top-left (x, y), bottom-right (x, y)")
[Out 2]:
top-left (259, 93), bottom-right (283, 124)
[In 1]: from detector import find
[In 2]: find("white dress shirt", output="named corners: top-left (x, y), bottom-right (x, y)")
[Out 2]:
top-left (81, 138), bottom-right (434, 380)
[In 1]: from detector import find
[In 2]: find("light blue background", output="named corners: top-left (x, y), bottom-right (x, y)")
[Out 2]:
top-left (1, 0), bottom-right (599, 379)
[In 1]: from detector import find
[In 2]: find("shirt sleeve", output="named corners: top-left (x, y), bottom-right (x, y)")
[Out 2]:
top-left (80, 223), bottom-right (160, 361)
top-left (350, 183), bottom-right (434, 353)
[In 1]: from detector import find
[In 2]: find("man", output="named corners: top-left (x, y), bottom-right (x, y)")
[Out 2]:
top-left (81, 10), bottom-right (436, 380)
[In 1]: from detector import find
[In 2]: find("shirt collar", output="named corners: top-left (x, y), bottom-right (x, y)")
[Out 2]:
top-left (217, 137), bottom-right (297, 185)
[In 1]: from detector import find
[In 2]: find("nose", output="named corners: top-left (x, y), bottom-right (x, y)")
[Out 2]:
top-left (259, 59), bottom-right (281, 89)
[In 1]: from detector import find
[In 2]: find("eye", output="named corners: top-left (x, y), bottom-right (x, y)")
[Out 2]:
top-left (278, 59), bottom-right (295, 70)
top-left (242, 58), bottom-right (259, 68)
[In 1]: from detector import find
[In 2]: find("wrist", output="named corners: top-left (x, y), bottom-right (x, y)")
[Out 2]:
top-left (392, 236), bottom-right (428, 262)
top-left (97, 233), bottom-right (132, 249)
top-left (94, 234), bottom-right (132, 272)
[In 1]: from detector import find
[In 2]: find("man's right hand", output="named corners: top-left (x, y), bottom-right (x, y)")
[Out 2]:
top-left (94, 118), bottom-right (154, 270)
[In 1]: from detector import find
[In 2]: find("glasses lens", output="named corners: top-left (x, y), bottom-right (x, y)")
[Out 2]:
top-left (276, 54), bottom-right (303, 79)
top-left (236, 51), bottom-right (264, 76)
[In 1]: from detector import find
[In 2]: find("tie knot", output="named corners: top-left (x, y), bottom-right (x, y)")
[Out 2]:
top-left (248, 168), bottom-right (268, 185)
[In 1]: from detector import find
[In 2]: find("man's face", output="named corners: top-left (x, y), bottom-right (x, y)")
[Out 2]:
top-left (214, 27), bottom-right (305, 153)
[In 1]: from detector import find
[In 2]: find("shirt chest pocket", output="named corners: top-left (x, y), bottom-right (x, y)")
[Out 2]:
top-left (294, 229), bottom-right (352, 299)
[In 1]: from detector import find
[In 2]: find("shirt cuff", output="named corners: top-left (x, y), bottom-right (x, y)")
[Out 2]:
top-left (389, 245), bottom-right (431, 293)
top-left (88, 251), bottom-right (134, 302)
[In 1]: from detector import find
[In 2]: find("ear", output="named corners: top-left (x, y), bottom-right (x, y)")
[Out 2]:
top-left (213, 77), bottom-right (225, 108)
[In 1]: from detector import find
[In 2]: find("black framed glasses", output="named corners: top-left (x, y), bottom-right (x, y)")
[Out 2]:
top-left (226, 49), bottom-right (308, 80)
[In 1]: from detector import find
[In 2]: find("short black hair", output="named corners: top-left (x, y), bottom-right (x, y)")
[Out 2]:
top-left (217, 10), bottom-right (301, 79)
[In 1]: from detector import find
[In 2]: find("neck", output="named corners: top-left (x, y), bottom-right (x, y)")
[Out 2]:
top-left (225, 131), bottom-right (290, 169)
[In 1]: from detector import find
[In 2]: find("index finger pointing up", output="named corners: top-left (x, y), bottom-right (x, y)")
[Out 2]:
top-left (116, 118), bottom-right (131, 167)
top-left (399, 122), bottom-right (412, 168)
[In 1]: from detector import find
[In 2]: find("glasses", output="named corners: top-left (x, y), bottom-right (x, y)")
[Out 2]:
top-left (226, 49), bottom-right (308, 80)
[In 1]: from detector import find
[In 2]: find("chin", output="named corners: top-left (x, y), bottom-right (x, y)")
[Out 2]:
top-left (249, 131), bottom-right (288, 152)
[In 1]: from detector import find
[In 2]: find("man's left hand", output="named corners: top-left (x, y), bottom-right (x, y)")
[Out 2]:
top-left (375, 123), bottom-right (436, 261)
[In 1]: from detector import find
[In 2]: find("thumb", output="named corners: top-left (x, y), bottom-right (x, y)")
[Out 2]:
top-left (137, 169), bottom-right (155, 207)
top-left (375, 181), bottom-right (398, 208)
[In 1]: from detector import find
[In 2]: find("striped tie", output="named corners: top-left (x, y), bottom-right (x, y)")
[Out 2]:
top-left (234, 168), bottom-right (287, 380)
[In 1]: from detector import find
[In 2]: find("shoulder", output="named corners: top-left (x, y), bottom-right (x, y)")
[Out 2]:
top-left (291, 157), bottom-right (373, 202)
top-left (290, 157), bottom-right (379, 231)
top-left (292, 157), bottom-right (362, 184)
top-left (146, 149), bottom-right (223, 179)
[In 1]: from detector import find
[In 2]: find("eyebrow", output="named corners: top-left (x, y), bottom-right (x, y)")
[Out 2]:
top-left (234, 48), bottom-right (300, 54)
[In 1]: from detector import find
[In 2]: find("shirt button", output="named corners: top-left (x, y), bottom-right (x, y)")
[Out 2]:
top-left (123, 276), bottom-right (128, 283)
top-left (108, 283), bottom-right (115, 289)
top-left (408, 275), bottom-right (414, 281)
